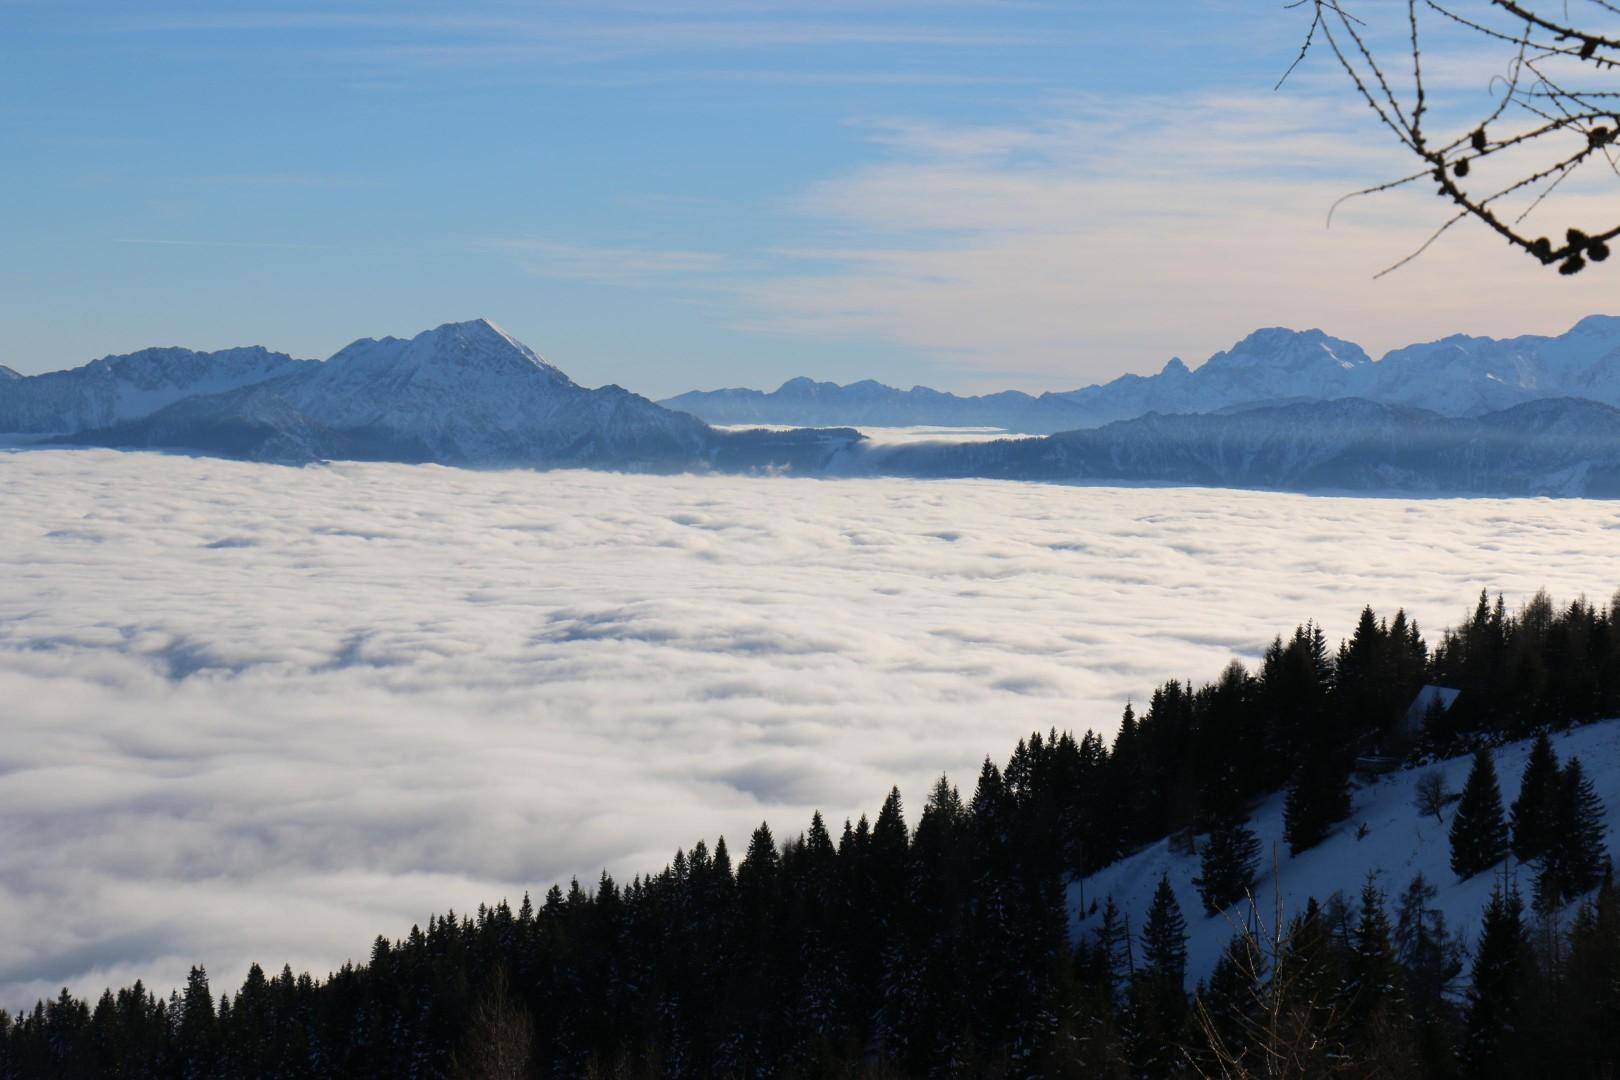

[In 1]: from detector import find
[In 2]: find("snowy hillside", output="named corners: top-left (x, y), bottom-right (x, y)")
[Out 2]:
top-left (1071, 717), bottom-right (1620, 990)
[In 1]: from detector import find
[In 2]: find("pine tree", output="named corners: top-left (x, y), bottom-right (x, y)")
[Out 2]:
top-left (1093, 896), bottom-right (1132, 1007)
top-left (1283, 736), bottom-right (1351, 855)
top-left (1450, 747), bottom-right (1508, 880)
top-left (1559, 873), bottom-right (1620, 1078)
top-left (175, 966), bottom-right (216, 1080)
top-left (1129, 875), bottom-right (1189, 1079)
top-left (1140, 875), bottom-right (1188, 994)
top-left (1192, 815), bottom-right (1261, 916)
top-left (1343, 875), bottom-right (1398, 1032)
top-left (737, 822), bottom-right (780, 908)
top-left (1510, 731), bottom-right (1561, 863)
top-left (1393, 872), bottom-right (1464, 1077)
top-left (1463, 879), bottom-right (1535, 1079)
top-left (1535, 756), bottom-right (1609, 910)
top-left (1559, 758), bottom-right (1608, 891)
top-left (871, 786), bottom-right (909, 915)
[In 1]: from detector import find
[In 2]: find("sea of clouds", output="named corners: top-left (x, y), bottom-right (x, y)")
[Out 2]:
top-left (3, 447), bottom-right (1618, 1008)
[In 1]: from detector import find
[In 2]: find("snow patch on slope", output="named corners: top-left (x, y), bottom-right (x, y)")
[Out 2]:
top-left (1071, 718), bottom-right (1620, 989)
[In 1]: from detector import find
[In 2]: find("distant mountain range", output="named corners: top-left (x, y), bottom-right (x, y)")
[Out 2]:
top-left (662, 316), bottom-right (1620, 433)
top-left (5, 317), bottom-right (1620, 497)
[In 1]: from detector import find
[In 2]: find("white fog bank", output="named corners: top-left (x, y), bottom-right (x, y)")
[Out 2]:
top-left (1, 449), bottom-right (1616, 1007)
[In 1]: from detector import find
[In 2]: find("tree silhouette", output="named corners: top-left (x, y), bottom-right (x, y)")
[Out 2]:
top-left (1290, 1), bottom-right (1620, 275)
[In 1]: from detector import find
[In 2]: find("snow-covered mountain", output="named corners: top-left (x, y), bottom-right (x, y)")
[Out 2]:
top-left (60, 319), bottom-right (863, 472)
top-left (21, 317), bottom-right (1620, 494)
top-left (863, 396), bottom-right (1620, 497)
top-left (0, 346), bottom-right (313, 434)
top-left (664, 316), bottom-right (1620, 432)
top-left (66, 320), bottom-right (707, 466)
top-left (1071, 717), bottom-right (1620, 990)
top-left (1049, 328), bottom-right (1374, 426)
top-left (1357, 315), bottom-right (1620, 416)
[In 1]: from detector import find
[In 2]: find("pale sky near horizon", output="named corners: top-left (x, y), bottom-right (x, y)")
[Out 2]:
top-left (4, 0), bottom-right (1618, 397)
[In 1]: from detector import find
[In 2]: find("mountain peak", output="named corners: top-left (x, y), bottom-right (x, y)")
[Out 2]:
top-left (776, 376), bottom-right (837, 396)
top-left (0, 365), bottom-right (20, 380)
top-left (1160, 356), bottom-right (1190, 378)
top-left (1205, 326), bottom-right (1371, 373)
top-left (1229, 325), bottom-right (1328, 349)
top-left (427, 317), bottom-right (514, 342)
top-left (1569, 313), bottom-right (1620, 336)
top-left (415, 318), bottom-right (532, 355)
top-left (325, 318), bottom-right (569, 385)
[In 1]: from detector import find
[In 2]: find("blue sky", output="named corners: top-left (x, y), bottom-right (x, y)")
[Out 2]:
top-left (3, 1), bottom-right (1615, 396)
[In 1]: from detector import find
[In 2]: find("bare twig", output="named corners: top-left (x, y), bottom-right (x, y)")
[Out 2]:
top-left (1288, 0), bottom-right (1620, 274)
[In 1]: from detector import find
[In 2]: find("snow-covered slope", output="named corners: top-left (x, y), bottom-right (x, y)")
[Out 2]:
top-left (1071, 718), bottom-right (1620, 990)
top-left (0, 365), bottom-right (20, 381)
top-left (1366, 315), bottom-right (1620, 416)
top-left (0, 346), bottom-right (313, 434)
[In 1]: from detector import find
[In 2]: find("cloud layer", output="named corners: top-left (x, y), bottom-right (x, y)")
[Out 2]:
top-left (2, 448), bottom-right (1617, 1008)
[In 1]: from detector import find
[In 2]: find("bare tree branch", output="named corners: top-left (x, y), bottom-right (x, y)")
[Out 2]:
top-left (1291, 0), bottom-right (1620, 274)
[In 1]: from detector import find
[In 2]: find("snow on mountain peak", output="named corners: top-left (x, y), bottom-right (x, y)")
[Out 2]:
top-left (0, 345), bottom-right (314, 434)
top-left (1209, 327), bottom-right (1371, 371)
top-left (321, 318), bottom-right (570, 388)
top-left (425, 317), bottom-right (527, 353)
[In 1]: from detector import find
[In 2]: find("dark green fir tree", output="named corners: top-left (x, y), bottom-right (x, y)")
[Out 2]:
top-left (1450, 747), bottom-right (1508, 880)
top-left (1193, 815), bottom-right (1262, 916)
top-left (1535, 756), bottom-right (1609, 911)
top-left (1344, 875), bottom-right (1399, 1031)
top-left (1509, 731), bottom-right (1560, 863)
top-left (1463, 878), bottom-right (1535, 1080)
top-left (1283, 735), bottom-right (1351, 855)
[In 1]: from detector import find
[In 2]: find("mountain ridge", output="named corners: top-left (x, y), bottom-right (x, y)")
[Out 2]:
top-left (10, 318), bottom-right (1620, 497)
top-left (866, 395), bottom-right (1620, 497)
top-left (47, 320), bottom-right (864, 474)
top-left (662, 316), bottom-right (1620, 433)
top-left (0, 345), bottom-right (315, 434)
